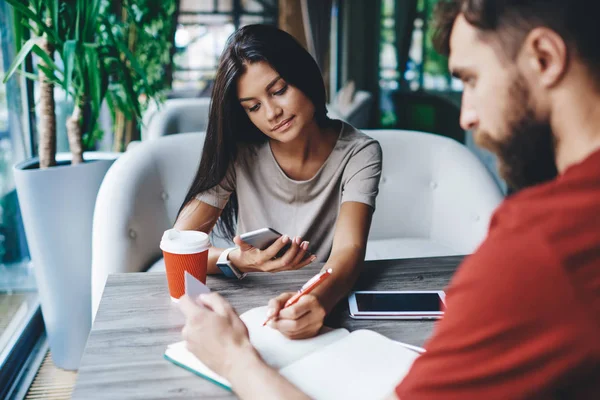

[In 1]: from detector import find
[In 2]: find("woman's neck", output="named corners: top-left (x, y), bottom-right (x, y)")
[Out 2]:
top-left (270, 120), bottom-right (339, 161)
top-left (269, 120), bottom-right (340, 180)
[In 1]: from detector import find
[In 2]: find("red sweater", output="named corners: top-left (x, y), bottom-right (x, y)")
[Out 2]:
top-left (396, 149), bottom-right (600, 399)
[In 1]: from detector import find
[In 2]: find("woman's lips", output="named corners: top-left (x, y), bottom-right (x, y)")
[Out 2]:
top-left (272, 116), bottom-right (295, 132)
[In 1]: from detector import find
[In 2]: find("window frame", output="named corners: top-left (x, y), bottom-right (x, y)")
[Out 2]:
top-left (173, 0), bottom-right (278, 90)
top-left (0, 1), bottom-right (44, 396)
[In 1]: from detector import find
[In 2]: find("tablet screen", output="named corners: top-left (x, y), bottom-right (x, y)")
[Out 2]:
top-left (355, 293), bottom-right (442, 312)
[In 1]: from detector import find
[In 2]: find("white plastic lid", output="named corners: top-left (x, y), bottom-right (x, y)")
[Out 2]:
top-left (159, 229), bottom-right (211, 254)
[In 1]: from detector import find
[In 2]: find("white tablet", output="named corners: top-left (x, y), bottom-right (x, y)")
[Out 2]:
top-left (348, 290), bottom-right (446, 320)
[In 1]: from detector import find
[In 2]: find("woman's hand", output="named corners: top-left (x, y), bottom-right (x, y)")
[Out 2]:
top-left (179, 293), bottom-right (258, 378)
top-left (265, 292), bottom-right (326, 339)
top-left (228, 234), bottom-right (316, 273)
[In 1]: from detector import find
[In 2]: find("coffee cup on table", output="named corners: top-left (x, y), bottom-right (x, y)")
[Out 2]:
top-left (159, 229), bottom-right (210, 302)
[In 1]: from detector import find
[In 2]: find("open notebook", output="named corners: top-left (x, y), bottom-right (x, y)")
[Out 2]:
top-left (164, 306), bottom-right (423, 400)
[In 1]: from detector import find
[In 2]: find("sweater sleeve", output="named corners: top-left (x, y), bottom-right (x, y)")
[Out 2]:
top-left (341, 140), bottom-right (382, 209)
top-left (195, 162), bottom-right (236, 209)
top-left (396, 234), bottom-right (597, 400)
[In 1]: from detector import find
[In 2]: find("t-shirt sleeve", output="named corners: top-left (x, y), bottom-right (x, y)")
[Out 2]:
top-left (395, 235), bottom-right (594, 399)
top-left (194, 162), bottom-right (236, 209)
top-left (341, 140), bottom-right (382, 209)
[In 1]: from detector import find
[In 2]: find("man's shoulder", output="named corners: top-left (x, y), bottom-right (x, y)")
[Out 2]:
top-left (489, 176), bottom-right (600, 266)
top-left (454, 229), bottom-right (561, 289)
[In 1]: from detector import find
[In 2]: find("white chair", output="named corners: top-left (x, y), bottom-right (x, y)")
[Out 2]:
top-left (91, 130), bottom-right (502, 318)
top-left (363, 129), bottom-right (503, 260)
top-left (141, 98), bottom-right (211, 141)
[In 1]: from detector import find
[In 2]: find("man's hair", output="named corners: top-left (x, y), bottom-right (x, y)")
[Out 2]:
top-left (432, 0), bottom-right (600, 80)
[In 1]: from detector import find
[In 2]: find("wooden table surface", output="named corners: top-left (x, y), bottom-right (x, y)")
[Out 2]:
top-left (72, 256), bottom-right (463, 399)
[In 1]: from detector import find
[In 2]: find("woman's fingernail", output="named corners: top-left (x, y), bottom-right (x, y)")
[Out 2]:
top-left (302, 241), bottom-right (309, 250)
top-left (295, 236), bottom-right (302, 245)
top-left (310, 255), bottom-right (317, 261)
top-left (282, 235), bottom-right (289, 243)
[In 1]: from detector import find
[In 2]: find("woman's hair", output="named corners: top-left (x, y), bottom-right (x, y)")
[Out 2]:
top-left (177, 24), bottom-right (330, 239)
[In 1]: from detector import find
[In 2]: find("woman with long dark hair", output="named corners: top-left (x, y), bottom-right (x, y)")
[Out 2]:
top-left (175, 24), bottom-right (382, 339)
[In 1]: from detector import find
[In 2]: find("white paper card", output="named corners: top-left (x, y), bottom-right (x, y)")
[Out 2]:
top-left (184, 271), bottom-right (211, 298)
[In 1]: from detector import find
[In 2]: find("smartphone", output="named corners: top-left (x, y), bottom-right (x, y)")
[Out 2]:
top-left (239, 228), bottom-right (283, 250)
top-left (348, 291), bottom-right (446, 320)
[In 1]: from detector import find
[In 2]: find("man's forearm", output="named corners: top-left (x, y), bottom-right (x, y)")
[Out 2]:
top-left (227, 350), bottom-right (308, 400)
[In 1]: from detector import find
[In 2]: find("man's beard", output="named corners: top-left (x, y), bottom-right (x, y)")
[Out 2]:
top-left (474, 74), bottom-right (558, 192)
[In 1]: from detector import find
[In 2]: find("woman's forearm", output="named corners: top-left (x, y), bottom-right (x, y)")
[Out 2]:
top-left (207, 247), bottom-right (226, 274)
top-left (310, 245), bottom-right (364, 313)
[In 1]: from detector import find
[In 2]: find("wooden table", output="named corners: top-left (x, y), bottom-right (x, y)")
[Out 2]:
top-left (72, 256), bottom-right (463, 399)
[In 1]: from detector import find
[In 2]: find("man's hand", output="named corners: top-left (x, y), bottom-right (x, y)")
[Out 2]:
top-left (266, 292), bottom-right (326, 339)
top-left (179, 293), bottom-right (257, 378)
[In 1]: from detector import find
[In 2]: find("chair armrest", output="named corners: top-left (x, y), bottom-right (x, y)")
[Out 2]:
top-left (91, 146), bottom-right (171, 319)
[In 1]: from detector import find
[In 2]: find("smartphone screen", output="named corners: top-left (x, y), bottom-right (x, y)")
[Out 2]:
top-left (355, 292), bottom-right (442, 313)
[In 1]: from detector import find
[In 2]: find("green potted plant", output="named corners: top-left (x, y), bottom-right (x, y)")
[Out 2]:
top-left (2, 0), bottom-right (171, 370)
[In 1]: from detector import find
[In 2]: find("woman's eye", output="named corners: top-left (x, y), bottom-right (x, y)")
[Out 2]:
top-left (248, 104), bottom-right (260, 112)
top-left (273, 84), bottom-right (288, 96)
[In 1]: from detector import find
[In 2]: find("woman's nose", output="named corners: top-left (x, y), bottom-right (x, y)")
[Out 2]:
top-left (265, 100), bottom-right (283, 121)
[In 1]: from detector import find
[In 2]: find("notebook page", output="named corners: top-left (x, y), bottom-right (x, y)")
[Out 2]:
top-left (240, 306), bottom-right (350, 369)
top-left (279, 330), bottom-right (420, 400)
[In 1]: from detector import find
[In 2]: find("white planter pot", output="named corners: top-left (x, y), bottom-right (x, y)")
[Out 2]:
top-left (13, 152), bottom-right (119, 370)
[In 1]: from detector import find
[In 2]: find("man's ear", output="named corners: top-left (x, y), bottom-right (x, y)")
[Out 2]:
top-left (520, 27), bottom-right (568, 88)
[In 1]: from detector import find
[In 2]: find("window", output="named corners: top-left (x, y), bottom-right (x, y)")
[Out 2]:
top-left (379, 0), bottom-right (399, 127)
top-left (0, 2), bottom-right (44, 397)
top-left (405, 0), bottom-right (462, 92)
top-left (173, 0), bottom-right (278, 94)
top-left (0, 0), bottom-right (36, 354)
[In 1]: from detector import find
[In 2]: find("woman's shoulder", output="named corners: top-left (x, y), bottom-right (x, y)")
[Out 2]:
top-left (336, 121), bottom-right (382, 156)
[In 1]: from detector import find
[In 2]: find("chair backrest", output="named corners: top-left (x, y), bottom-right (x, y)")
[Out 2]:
top-left (141, 98), bottom-right (211, 140)
top-left (92, 132), bottom-right (206, 317)
top-left (363, 129), bottom-right (503, 253)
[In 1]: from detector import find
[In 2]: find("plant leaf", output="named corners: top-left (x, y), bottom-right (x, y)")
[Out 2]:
top-left (4, 0), bottom-right (62, 46)
top-left (84, 44), bottom-right (102, 129)
top-left (39, 0), bottom-right (59, 36)
top-left (31, 43), bottom-right (62, 74)
top-left (110, 88), bottom-right (133, 121)
top-left (38, 64), bottom-right (64, 86)
top-left (15, 70), bottom-right (41, 82)
top-left (2, 37), bottom-right (36, 83)
top-left (102, 18), bottom-right (152, 93)
top-left (62, 39), bottom-right (77, 101)
top-left (12, 10), bottom-right (24, 47)
top-left (20, 18), bottom-right (41, 37)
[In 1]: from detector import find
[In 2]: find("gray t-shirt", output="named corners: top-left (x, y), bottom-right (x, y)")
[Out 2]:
top-left (196, 122), bottom-right (382, 261)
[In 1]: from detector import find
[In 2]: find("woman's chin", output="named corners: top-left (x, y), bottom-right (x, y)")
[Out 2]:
top-left (268, 128), bottom-right (302, 144)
